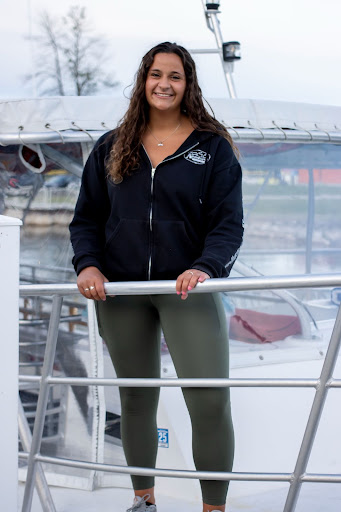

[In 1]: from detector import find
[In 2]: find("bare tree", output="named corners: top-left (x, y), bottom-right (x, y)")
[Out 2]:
top-left (28, 6), bottom-right (119, 96)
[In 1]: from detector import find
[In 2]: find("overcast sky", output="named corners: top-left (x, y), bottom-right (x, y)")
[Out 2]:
top-left (1, 0), bottom-right (341, 106)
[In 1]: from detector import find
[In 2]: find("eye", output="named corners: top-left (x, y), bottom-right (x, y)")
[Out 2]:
top-left (171, 75), bottom-right (181, 80)
top-left (150, 72), bottom-right (160, 78)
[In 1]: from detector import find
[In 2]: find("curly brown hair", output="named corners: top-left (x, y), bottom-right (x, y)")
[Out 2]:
top-left (106, 41), bottom-right (238, 183)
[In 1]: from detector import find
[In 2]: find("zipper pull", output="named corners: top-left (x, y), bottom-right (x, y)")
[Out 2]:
top-left (151, 167), bottom-right (156, 179)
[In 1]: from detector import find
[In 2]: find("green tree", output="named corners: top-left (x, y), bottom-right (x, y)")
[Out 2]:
top-left (30, 6), bottom-right (119, 96)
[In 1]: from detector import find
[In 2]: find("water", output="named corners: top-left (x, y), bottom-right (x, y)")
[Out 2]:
top-left (19, 228), bottom-right (340, 286)
top-left (20, 227), bottom-right (75, 283)
top-left (240, 251), bottom-right (341, 276)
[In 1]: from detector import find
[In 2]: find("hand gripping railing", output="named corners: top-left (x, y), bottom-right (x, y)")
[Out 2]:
top-left (19, 274), bottom-right (341, 512)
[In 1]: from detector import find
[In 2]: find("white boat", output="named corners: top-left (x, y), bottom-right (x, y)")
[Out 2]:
top-left (1, 2), bottom-right (341, 511)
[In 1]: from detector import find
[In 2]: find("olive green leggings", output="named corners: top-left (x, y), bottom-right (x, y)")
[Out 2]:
top-left (96, 292), bottom-right (234, 506)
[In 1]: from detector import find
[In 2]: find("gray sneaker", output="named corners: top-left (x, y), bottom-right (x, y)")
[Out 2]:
top-left (126, 494), bottom-right (157, 512)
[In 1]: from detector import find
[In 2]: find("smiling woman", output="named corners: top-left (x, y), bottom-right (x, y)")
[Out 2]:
top-left (69, 41), bottom-right (244, 512)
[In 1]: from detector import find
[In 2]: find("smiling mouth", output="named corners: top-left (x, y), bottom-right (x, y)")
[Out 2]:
top-left (154, 92), bottom-right (173, 98)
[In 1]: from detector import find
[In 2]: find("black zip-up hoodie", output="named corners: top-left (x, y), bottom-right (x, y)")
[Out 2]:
top-left (69, 129), bottom-right (243, 281)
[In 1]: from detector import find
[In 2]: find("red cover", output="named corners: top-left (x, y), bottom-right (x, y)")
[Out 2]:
top-left (229, 308), bottom-right (301, 343)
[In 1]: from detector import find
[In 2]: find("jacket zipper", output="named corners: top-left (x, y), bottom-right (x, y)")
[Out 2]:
top-left (148, 166), bottom-right (156, 280)
top-left (142, 142), bottom-right (199, 280)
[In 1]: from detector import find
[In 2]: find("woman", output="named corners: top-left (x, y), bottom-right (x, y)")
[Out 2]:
top-left (70, 42), bottom-right (243, 512)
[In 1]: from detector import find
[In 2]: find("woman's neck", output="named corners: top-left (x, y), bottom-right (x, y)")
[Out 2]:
top-left (148, 109), bottom-right (183, 132)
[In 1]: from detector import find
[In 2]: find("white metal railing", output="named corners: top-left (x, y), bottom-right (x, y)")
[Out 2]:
top-left (2, 126), bottom-right (341, 147)
top-left (18, 274), bottom-right (341, 512)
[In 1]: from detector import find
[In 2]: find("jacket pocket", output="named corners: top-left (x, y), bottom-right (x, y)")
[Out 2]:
top-left (104, 219), bottom-right (149, 279)
top-left (153, 220), bottom-right (199, 275)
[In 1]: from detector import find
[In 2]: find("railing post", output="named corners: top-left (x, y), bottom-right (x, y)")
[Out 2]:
top-left (283, 303), bottom-right (341, 512)
top-left (21, 295), bottom-right (63, 512)
top-left (0, 215), bottom-right (22, 512)
top-left (18, 401), bottom-right (56, 512)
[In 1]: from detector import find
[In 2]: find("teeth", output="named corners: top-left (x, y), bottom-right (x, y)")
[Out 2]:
top-left (155, 93), bottom-right (171, 97)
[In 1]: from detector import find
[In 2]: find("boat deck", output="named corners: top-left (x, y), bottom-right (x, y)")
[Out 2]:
top-left (18, 481), bottom-right (341, 512)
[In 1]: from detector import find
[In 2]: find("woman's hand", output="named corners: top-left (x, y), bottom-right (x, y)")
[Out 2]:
top-left (77, 266), bottom-right (109, 301)
top-left (176, 269), bottom-right (211, 300)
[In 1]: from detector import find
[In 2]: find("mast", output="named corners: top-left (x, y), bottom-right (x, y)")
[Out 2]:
top-left (191, 1), bottom-right (241, 98)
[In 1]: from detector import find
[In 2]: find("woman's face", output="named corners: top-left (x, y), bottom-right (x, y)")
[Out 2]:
top-left (145, 52), bottom-right (186, 113)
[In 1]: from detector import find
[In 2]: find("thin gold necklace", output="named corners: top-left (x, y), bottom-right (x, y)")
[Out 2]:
top-left (147, 122), bottom-right (181, 147)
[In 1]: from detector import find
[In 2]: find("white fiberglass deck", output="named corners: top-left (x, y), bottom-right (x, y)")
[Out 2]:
top-left (18, 482), bottom-right (341, 512)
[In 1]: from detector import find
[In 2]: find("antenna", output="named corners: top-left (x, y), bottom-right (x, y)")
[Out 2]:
top-left (191, 0), bottom-right (241, 98)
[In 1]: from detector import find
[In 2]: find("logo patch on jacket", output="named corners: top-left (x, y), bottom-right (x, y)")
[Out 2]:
top-left (184, 150), bottom-right (211, 165)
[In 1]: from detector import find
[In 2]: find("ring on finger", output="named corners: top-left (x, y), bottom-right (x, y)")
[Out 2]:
top-left (187, 271), bottom-right (194, 276)
top-left (84, 287), bottom-right (90, 291)
top-left (89, 286), bottom-right (95, 290)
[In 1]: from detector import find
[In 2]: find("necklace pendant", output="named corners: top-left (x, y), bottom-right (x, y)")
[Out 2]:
top-left (158, 142), bottom-right (164, 147)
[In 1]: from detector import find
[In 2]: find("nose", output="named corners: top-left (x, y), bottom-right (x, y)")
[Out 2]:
top-left (158, 75), bottom-right (171, 89)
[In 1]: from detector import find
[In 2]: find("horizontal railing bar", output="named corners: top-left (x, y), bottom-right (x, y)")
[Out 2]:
top-left (189, 48), bottom-right (221, 54)
top-left (35, 454), bottom-right (291, 482)
top-left (48, 377), bottom-right (319, 388)
top-left (19, 342), bottom-right (49, 347)
top-left (301, 474), bottom-right (341, 483)
top-left (2, 129), bottom-right (341, 146)
top-left (327, 379), bottom-right (341, 388)
top-left (19, 362), bottom-right (43, 368)
top-left (18, 451), bottom-right (341, 483)
top-left (19, 376), bottom-right (41, 383)
top-left (19, 273), bottom-right (341, 297)
top-left (33, 455), bottom-right (341, 483)
top-left (0, 131), bottom-right (104, 145)
top-left (18, 375), bottom-right (319, 388)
